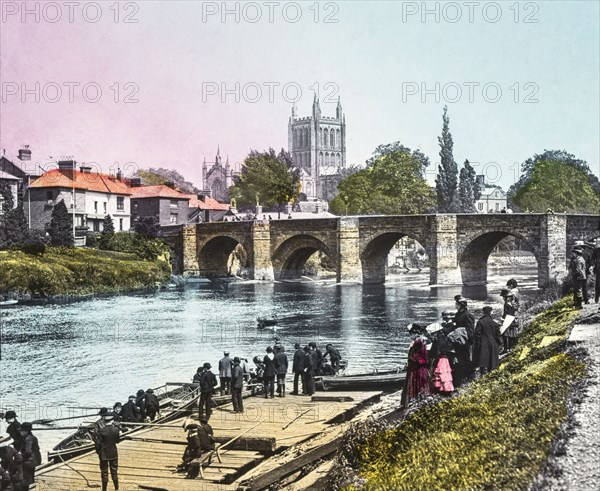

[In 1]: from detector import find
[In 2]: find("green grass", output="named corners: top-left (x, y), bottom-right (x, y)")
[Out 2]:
top-left (340, 297), bottom-right (586, 491)
top-left (0, 247), bottom-right (171, 296)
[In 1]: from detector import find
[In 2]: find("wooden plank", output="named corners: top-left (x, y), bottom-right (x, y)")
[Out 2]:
top-left (310, 395), bottom-right (354, 402)
top-left (214, 435), bottom-right (276, 452)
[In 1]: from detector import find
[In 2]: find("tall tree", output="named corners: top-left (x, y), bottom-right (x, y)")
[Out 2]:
top-left (330, 148), bottom-right (436, 215)
top-left (229, 148), bottom-right (300, 211)
top-left (0, 204), bottom-right (29, 248)
top-left (458, 160), bottom-right (480, 212)
top-left (98, 214), bottom-right (115, 249)
top-left (0, 182), bottom-right (15, 212)
top-left (366, 142), bottom-right (430, 176)
top-left (49, 199), bottom-right (74, 247)
top-left (435, 106), bottom-right (459, 212)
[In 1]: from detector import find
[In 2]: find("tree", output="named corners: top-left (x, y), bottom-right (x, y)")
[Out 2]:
top-left (229, 148), bottom-right (300, 211)
top-left (458, 160), bottom-right (480, 212)
top-left (0, 182), bottom-right (15, 212)
top-left (49, 199), bottom-right (74, 247)
top-left (135, 168), bottom-right (200, 194)
top-left (98, 214), bottom-right (115, 249)
top-left (435, 106), bottom-right (459, 212)
top-left (133, 215), bottom-right (161, 238)
top-left (330, 148), bottom-right (436, 215)
top-left (366, 142), bottom-right (430, 176)
top-left (511, 158), bottom-right (600, 213)
top-left (0, 204), bottom-right (30, 248)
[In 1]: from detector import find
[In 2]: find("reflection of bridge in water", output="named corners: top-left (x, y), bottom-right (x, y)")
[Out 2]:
top-left (161, 214), bottom-right (600, 287)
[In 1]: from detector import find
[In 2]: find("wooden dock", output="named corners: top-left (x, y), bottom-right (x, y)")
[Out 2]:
top-left (35, 391), bottom-right (382, 490)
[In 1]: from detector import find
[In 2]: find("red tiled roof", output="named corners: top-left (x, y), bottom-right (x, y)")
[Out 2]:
top-left (182, 193), bottom-right (230, 210)
top-left (29, 169), bottom-right (132, 194)
top-left (130, 185), bottom-right (190, 200)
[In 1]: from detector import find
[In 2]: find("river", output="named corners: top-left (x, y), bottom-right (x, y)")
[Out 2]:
top-left (0, 264), bottom-right (538, 458)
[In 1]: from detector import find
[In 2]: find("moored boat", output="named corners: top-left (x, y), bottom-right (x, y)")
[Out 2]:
top-left (315, 368), bottom-right (406, 392)
top-left (0, 299), bottom-right (18, 307)
top-left (257, 317), bottom-right (277, 329)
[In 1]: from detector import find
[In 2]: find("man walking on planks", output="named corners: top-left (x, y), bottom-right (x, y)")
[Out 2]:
top-left (231, 357), bottom-right (245, 413)
top-left (219, 352), bottom-right (233, 396)
top-left (95, 413), bottom-right (120, 491)
top-left (199, 362), bottom-right (218, 420)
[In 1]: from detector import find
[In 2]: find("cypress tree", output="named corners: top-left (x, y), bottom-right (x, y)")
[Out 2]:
top-left (458, 160), bottom-right (479, 212)
top-left (98, 214), bottom-right (115, 249)
top-left (435, 106), bottom-right (459, 212)
top-left (0, 182), bottom-right (15, 212)
top-left (49, 199), bottom-right (74, 247)
top-left (0, 204), bottom-right (29, 247)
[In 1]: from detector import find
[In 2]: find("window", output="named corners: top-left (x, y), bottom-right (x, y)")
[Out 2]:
top-left (495, 202), bottom-right (499, 211)
top-left (330, 130), bottom-right (335, 147)
top-left (94, 201), bottom-right (98, 213)
top-left (117, 197), bottom-right (124, 211)
top-left (169, 213), bottom-right (178, 224)
top-left (103, 202), bottom-right (107, 213)
top-left (170, 199), bottom-right (178, 208)
top-left (93, 220), bottom-right (100, 232)
top-left (478, 202), bottom-right (484, 211)
top-left (119, 218), bottom-right (123, 231)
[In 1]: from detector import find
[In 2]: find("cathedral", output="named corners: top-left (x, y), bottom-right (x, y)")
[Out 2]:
top-left (202, 147), bottom-right (235, 203)
top-left (288, 95), bottom-right (346, 200)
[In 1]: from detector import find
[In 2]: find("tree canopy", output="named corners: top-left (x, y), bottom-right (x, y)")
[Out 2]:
top-left (458, 160), bottom-right (480, 213)
top-left (435, 106), bottom-right (460, 212)
top-left (135, 168), bottom-right (200, 194)
top-left (330, 148), bottom-right (436, 215)
top-left (509, 152), bottom-right (600, 213)
top-left (229, 148), bottom-right (300, 211)
top-left (366, 141), bottom-right (430, 176)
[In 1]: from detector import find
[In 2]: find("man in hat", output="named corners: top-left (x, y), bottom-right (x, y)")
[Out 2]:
top-left (219, 352), bottom-right (233, 396)
top-left (3, 411), bottom-right (22, 449)
top-left (309, 342), bottom-right (323, 376)
top-left (453, 296), bottom-right (475, 383)
top-left (474, 306), bottom-right (502, 375)
top-left (95, 413), bottom-right (120, 491)
top-left (121, 395), bottom-right (141, 422)
top-left (273, 345), bottom-right (289, 398)
top-left (178, 420), bottom-right (202, 478)
top-left (500, 288), bottom-right (520, 352)
top-left (592, 240), bottom-right (600, 304)
top-left (291, 343), bottom-right (306, 395)
top-left (145, 388), bottom-right (160, 421)
top-left (325, 344), bottom-right (342, 373)
top-left (303, 346), bottom-right (316, 396)
top-left (231, 357), bottom-right (245, 412)
top-left (569, 245), bottom-right (588, 309)
top-left (199, 362), bottom-right (217, 420)
top-left (17, 422), bottom-right (40, 488)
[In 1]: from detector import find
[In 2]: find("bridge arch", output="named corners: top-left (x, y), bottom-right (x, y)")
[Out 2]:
top-left (459, 230), bottom-right (540, 285)
top-left (360, 232), bottom-right (430, 284)
top-left (197, 235), bottom-right (249, 277)
top-left (272, 234), bottom-right (334, 280)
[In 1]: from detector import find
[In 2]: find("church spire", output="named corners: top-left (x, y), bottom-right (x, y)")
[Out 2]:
top-left (215, 146), bottom-right (222, 165)
top-left (336, 96), bottom-right (342, 120)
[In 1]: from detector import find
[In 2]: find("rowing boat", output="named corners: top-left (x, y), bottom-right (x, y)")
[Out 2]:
top-left (315, 368), bottom-right (405, 392)
top-left (0, 299), bottom-right (18, 308)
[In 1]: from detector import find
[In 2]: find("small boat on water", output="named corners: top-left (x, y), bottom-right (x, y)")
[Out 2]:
top-left (315, 368), bottom-right (406, 392)
top-left (48, 382), bottom-right (251, 463)
top-left (257, 317), bottom-right (277, 329)
top-left (0, 299), bottom-right (18, 308)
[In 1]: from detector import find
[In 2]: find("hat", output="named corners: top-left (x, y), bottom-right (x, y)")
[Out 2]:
top-left (455, 296), bottom-right (468, 305)
top-left (20, 422), bottom-right (32, 432)
top-left (506, 278), bottom-right (518, 288)
top-left (294, 343), bottom-right (301, 349)
top-left (182, 417), bottom-right (197, 430)
top-left (136, 389), bottom-right (145, 397)
top-left (203, 362), bottom-right (212, 369)
top-left (224, 351), bottom-right (230, 356)
top-left (442, 310), bottom-right (455, 317)
top-left (574, 240), bottom-right (585, 247)
top-left (483, 306), bottom-right (493, 313)
top-left (426, 322), bottom-right (443, 334)
top-left (128, 395), bottom-right (136, 400)
top-left (233, 357), bottom-right (240, 363)
top-left (4, 410), bottom-right (16, 420)
top-left (408, 323), bottom-right (425, 334)
top-left (99, 407), bottom-right (109, 416)
top-left (573, 245), bottom-right (584, 253)
top-left (146, 388), bottom-right (154, 394)
top-left (500, 288), bottom-right (513, 297)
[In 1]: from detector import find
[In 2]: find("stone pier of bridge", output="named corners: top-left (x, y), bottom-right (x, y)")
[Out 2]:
top-left (166, 213), bottom-right (600, 288)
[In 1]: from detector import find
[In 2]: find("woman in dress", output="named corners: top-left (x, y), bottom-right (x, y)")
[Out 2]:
top-left (429, 325), bottom-right (454, 395)
top-left (401, 324), bottom-right (430, 406)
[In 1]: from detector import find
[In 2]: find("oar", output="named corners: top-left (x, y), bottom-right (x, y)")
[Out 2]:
top-left (121, 421), bottom-right (240, 431)
top-left (282, 408), bottom-right (312, 430)
top-left (32, 413), bottom-right (99, 425)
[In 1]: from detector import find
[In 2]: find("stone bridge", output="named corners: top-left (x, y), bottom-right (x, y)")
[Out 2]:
top-left (162, 214), bottom-right (600, 287)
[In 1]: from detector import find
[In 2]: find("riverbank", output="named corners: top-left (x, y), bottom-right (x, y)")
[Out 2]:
top-left (0, 247), bottom-right (171, 298)
top-left (329, 293), bottom-right (588, 490)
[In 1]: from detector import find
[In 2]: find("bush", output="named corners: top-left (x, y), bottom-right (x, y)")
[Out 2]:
top-left (106, 232), bottom-right (171, 262)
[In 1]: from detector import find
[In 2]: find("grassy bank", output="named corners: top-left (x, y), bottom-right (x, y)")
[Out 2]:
top-left (333, 296), bottom-right (586, 490)
top-left (0, 247), bottom-right (171, 297)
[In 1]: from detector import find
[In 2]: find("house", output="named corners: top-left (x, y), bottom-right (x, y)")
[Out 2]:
top-left (0, 170), bottom-right (19, 215)
top-left (182, 192), bottom-right (230, 223)
top-left (130, 180), bottom-right (191, 226)
top-left (25, 161), bottom-right (132, 234)
top-left (475, 175), bottom-right (508, 213)
top-left (0, 146), bottom-right (43, 198)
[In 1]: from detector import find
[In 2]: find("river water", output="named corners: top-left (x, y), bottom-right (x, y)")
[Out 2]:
top-left (0, 264), bottom-right (537, 459)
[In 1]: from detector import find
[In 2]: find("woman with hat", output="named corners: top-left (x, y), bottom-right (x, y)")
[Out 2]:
top-left (428, 323), bottom-right (455, 396)
top-left (401, 324), bottom-right (431, 406)
top-left (3, 411), bottom-right (22, 449)
top-left (500, 288), bottom-right (520, 352)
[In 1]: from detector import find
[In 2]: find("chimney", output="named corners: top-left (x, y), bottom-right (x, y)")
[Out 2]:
top-left (165, 181), bottom-right (175, 189)
top-left (197, 193), bottom-right (207, 203)
top-left (130, 177), bottom-right (142, 187)
top-left (18, 145), bottom-right (31, 161)
top-left (116, 169), bottom-right (123, 181)
top-left (58, 160), bottom-right (76, 179)
top-left (79, 165), bottom-right (92, 174)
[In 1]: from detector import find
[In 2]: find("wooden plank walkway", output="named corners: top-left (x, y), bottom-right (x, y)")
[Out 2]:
top-left (35, 391), bottom-right (381, 490)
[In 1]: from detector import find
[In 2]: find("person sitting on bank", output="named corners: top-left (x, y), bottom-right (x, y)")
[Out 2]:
top-left (474, 306), bottom-right (502, 375)
top-left (178, 419), bottom-right (203, 479)
top-left (3, 411), bottom-right (22, 449)
top-left (17, 423), bottom-right (41, 490)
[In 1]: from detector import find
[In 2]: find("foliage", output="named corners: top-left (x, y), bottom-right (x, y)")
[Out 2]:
top-left (0, 181), bottom-right (15, 211)
top-left (0, 204), bottom-right (30, 248)
top-left (330, 149), bottom-right (436, 215)
top-left (104, 232), bottom-right (171, 262)
top-left (135, 167), bottom-right (200, 194)
top-left (98, 214), bottom-right (115, 249)
top-left (0, 247), bottom-right (170, 296)
top-left (366, 142), bottom-right (430, 176)
top-left (510, 156), bottom-right (600, 213)
top-left (133, 215), bottom-right (161, 238)
top-left (49, 199), bottom-right (74, 247)
top-left (435, 106), bottom-right (460, 213)
top-left (458, 160), bottom-right (480, 212)
top-left (334, 296), bottom-right (585, 491)
top-left (229, 148), bottom-right (300, 211)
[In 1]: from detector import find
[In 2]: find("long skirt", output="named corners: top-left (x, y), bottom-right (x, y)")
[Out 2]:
top-left (431, 356), bottom-right (454, 394)
top-left (401, 366), bottom-right (431, 406)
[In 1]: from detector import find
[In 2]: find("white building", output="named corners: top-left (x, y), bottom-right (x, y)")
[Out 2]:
top-left (475, 175), bottom-right (508, 213)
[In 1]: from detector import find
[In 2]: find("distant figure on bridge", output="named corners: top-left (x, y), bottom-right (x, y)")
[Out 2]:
top-left (474, 306), bottom-right (502, 375)
top-left (569, 245), bottom-right (588, 309)
top-left (401, 324), bottom-right (430, 406)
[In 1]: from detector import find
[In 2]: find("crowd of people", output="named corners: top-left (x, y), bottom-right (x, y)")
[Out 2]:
top-left (0, 413), bottom-right (40, 491)
top-left (401, 280), bottom-right (520, 406)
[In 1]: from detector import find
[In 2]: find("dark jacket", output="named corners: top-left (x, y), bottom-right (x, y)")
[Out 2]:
top-left (231, 364), bottom-right (244, 389)
top-left (198, 423), bottom-right (215, 451)
top-left (273, 351), bottom-right (289, 375)
top-left (199, 370), bottom-right (218, 393)
top-left (592, 247), bottom-right (600, 275)
top-left (96, 424), bottom-right (120, 461)
top-left (292, 348), bottom-right (305, 372)
top-left (182, 433), bottom-right (202, 464)
top-left (304, 351), bottom-right (315, 374)
top-left (6, 420), bottom-right (22, 449)
top-left (474, 313), bottom-right (501, 370)
top-left (145, 392), bottom-right (160, 411)
top-left (19, 433), bottom-right (41, 466)
top-left (121, 400), bottom-right (141, 422)
top-left (454, 307), bottom-right (475, 343)
top-left (193, 371), bottom-right (203, 384)
top-left (263, 354), bottom-right (276, 377)
top-left (0, 445), bottom-right (23, 485)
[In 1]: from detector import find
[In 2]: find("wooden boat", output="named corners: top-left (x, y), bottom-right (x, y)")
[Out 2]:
top-left (0, 299), bottom-right (18, 307)
top-left (257, 317), bottom-right (277, 329)
top-left (315, 368), bottom-right (406, 392)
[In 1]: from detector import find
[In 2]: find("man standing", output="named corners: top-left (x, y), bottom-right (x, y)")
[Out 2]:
top-left (454, 296), bottom-right (476, 381)
top-left (262, 347), bottom-right (276, 399)
top-left (231, 357), bottom-right (245, 413)
top-left (303, 345), bottom-right (316, 396)
top-left (324, 344), bottom-right (342, 373)
top-left (121, 395), bottom-right (141, 422)
top-left (273, 346), bottom-right (289, 398)
top-left (219, 352), bottom-right (233, 396)
top-left (309, 342), bottom-right (323, 376)
top-left (144, 389), bottom-right (160, 421)
top-left (95, 413), bottom-right (120, 491)
top-left (570, 245), bottom-right (588, 308)
top-left (591, 240), bottom-right (600, 304)
top-left (199, 362), bottom-right (217, 420)
top-left (291, 343), bottom-right (306, 395)
top-left (473, 306), bottom-right (502, 375)
top-left (3, 411), bottom-right (22, 449)
top-left (18, 423), bottom-right (41, 489)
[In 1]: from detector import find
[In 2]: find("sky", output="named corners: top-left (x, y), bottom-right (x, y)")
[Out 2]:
top-left (1, 0), bottom-right (599, 191)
